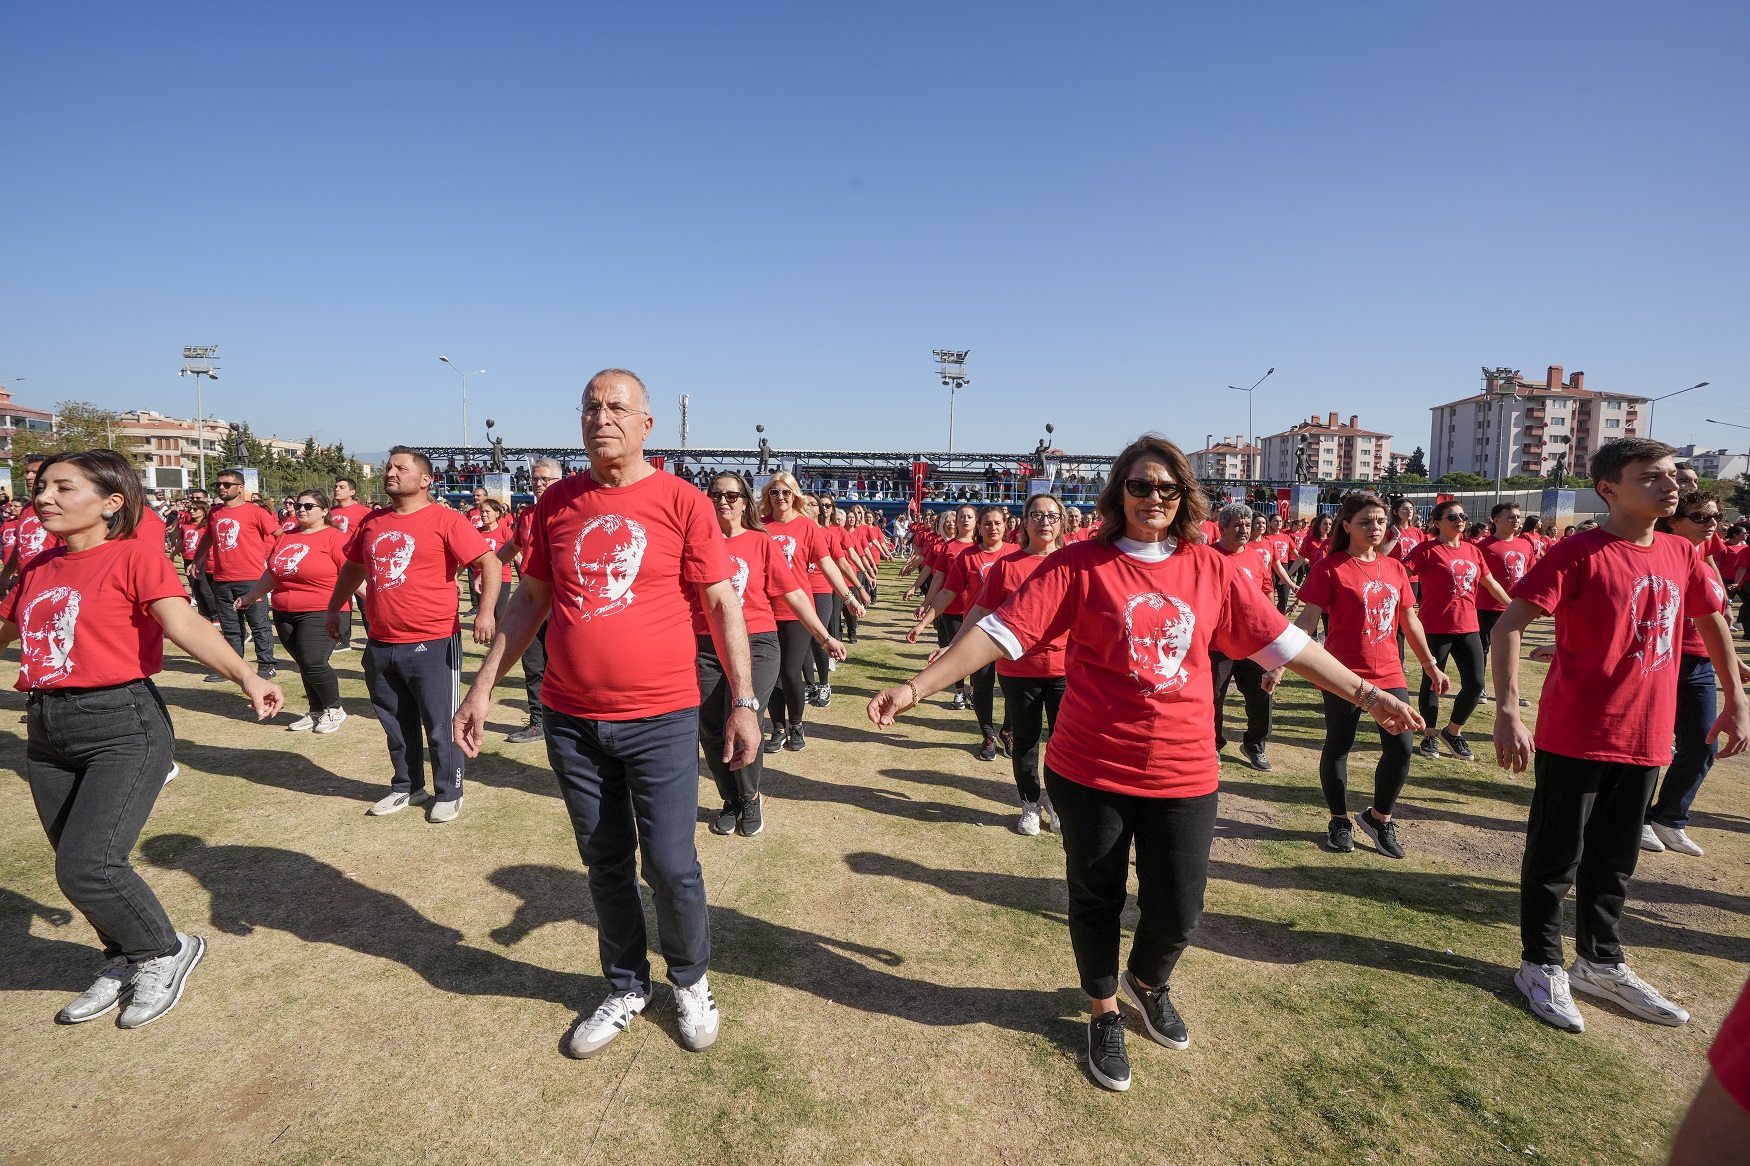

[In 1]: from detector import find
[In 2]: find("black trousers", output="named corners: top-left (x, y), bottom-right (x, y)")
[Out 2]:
top-left (938, 614), bottom-right (968, 691)
top-left (1319, 686), bottom-right (1413, 817)
top-left (186, 565), bottom-right (217, 621)
top-left (1419, 631), bottom-right (1484, 729)
top-left (362, 634), bottom-right (465, 800)
top-left (274, 609), bottom-right (348, 711)
top-left (697, 631), bottom-right (781, 803)
top-left (770, 620), bottom-right (813, 729)
top-left (1520, 750), bottom-right (1657, 966)
top-left (997, 673), bottom-right (1064, 803)
top-left (521, 617), bottom-right (549, 727)
top-left (1046, 767), bottom-right (1219, 1000)
top-left (214, 578), bottom-right (278, 667)
top-left (27, 679), bottom-right (180, 963)
top-left (970, 663), bottom-right (998, 736)
top-left (1210, 651), bottom-right (1272, 751)
top-left (805, 594), bottom-right (835, 685)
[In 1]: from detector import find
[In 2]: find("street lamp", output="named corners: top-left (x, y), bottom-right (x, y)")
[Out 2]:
top-left (1646, 381), bottom-right (1709, 440)
top-left (179, 346), bottom-right (219, 488)
top-left (438, 356), bottom-right (486, 461)
top-left (1227, 367), bottom-right (1274, 479)
top-left (933, 349), bottom-right (970, 453)
top-left (1706, 419), bottom-right (1750, 483)
top-left (1482, 366), bottom-right (1523, 504)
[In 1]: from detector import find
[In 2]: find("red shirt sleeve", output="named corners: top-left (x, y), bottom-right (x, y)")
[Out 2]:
top-left (1209, 558), bottom-right (1292, 660)
top-left (992, 549), bottom-right (1078, 653)
top-left (440, 508), bottom-right (492, 567)
top-left (1512, 539), bottom-right (1578, 616)
top-left (762, 537), bottom-right (798, 598)
top-left (1297, 557), bottom-right (1337, 611)
top-left (942, 548), bottom-right (972, 596)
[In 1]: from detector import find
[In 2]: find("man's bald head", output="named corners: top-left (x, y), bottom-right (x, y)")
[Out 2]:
top-left (585, 368), bottom-right (651, 413)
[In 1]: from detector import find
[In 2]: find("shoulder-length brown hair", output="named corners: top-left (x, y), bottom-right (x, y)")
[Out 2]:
top-left (713, 472), bottom-right (766, 532)
top-left (1093, 435), bottom-right (1207, 546)
top-left (1328, 492), bottom-right (1387, 556)
top-left (37, 449), bottom-right (144, 541)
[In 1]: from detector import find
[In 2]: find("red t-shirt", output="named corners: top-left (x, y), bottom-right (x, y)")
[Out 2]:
top-left (1239, 540), bottom-right (1277, 595)
top-left (1476, 535), bottom-right (1536, 613)
top-left (270, 526), bottom-right (351, 613)
top-left (1710, 977), bottom-right (1750, 1113)
top-left (523, 469), bottom-right (732, 721)
top-left (992, 539), bottom-right (1292, 798)
top-left (1266, 533), bottom-right (1297, 573)
top-left (1299, 532), bottom-right (1330, 567)
top-left (765, 515), bottom-right (832, 610)
top-left (1406, 538), bottom-right (1489, 634)
top-left (690, 527), bottom-right (799, 635)
top-left (1, 520), bottom-right (17, 562)
top-left (205, 503), bottom-right (281, 582)
top-left (825, 524), bottom-right (849, 565)
top-left (1389, 526), bottom-right (1426, 579)
top-left (944, 543), bottom-right (1009, 617)
top-left (976, 549), bottom-right (1067, 678)
top-left (1298, 552), bottom-right (1413, 689)
top-left (177, 523), bottom-right (209, 567)
top-left (1199, 520), bottom-right (1220, 546)
top-left (134, 506), bottom-right (168, 549)
top-left (329, 502), bottom-right (372, 535)
top-left (0, 537), bottom-right (185, 691)
top-left (344, 504), bottom-right (489, 643)
top-left (1513, 529), bottom-right (1725, 766)
top-left (477, 518), bottom-right (516, 583)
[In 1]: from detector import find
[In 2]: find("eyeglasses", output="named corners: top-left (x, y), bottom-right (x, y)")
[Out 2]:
top-left (1123, 479), bottom-right (1185, 501)
top-left (577, 402), bottom-right (649, 422)
top-left (1027, 512), bottom-right (1063, 523)
top-left (294, 502), bottom-right (321, 511)
top-left (707, 490), bottom-right (746, 503)
top-left (1442, 512), bottom-right (1468, 522)
top-left (1678, 511), bottom-right (1721, 524)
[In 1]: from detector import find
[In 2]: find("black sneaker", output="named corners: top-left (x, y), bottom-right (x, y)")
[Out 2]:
top-left (804, 683), bottom-right (820, 706)
top-left (202, 672), bottom-right (226, 683)
top-left (1415, 736), bottom-right (1441, 759)
top-left (999, 729), bottom-right (1014, 758)
top-left (1355, 809), bottom-right (1406, 859)
top-left (506, 722), bottom-right (544, 743)
top-left (976, 736), bottom-right (998, 762)
top-left (1239, 742), bottom-right (1272, 772)
top-left (709, 800), bottom-right (740, 836)
top-left (1086, 1012), bottom-right (1131, 1092)
top-left (1439, 729), bottom-right (1474, 761)
top-left (257, 665), bottom-right (277, 680)
top-left (1326, 816), bottom-right (1355, 852)
top-left (764, 727), bottom-right (786, 755)
top-left (738, 795), bottom-right (764, 837)
top-left (785, 725), bottom-right (807, 752)
top-left (1120, 969), bottom-right (1190, 1049)
top-left (816, 684), bottom-right (832, 708)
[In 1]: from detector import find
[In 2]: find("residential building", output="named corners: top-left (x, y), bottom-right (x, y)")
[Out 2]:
top-left (1190, 435), bottom-right (1260, 481)
top-left (117, 410), bottom-right (308, 492)
top-left (0, 385), bottom-right (56, 463)
top-left (1428, 365), bottom-right (1648, 480)
top-left (1259, 413), bottom-right (1393, 482)
top-left (1673, 445), bottom-right (1749, 482)
top-left (1388, 451), bottom-right (1413, 476)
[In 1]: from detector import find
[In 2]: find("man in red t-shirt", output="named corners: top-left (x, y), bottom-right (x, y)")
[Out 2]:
top-left (1207, 504), bottom-right (1281, 769)
top-left (328, 476), bottom-right (373, 535)
top-left (454, 369), bottom-right (757, 1060)
top-left (1492, 439), bottom-right (1748, 1035)
top-left (189, 468), bottom-right (282, 680)
top-left (495, 456), bottom-right (563, 743)
top-left (329, 448), bottom-right (498, 823)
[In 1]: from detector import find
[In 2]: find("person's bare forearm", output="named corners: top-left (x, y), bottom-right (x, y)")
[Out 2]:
top-left (475, 560), bottom-right (502, 612)
top-left (1489, 601), bottom-right (1539, 711)
top-left (328, 562), bottom-right (368, 612)
top-left (1283, 641), bottom-right (1372, 701)
top-left (819, 558), bottom-right (858, 605)
top-left (1403, 612), bottom-right (1436, 670)
top-left (910, 628), bottom-right (1006, 697)
top-left (704, 587), bottom-right (755, 700)
top-left (469, 583), bottom-right (548, 695)
top-left (782, 590), bottom-right (836, 646)
top-left (1292, 603), bottom-right (1322, 636)
top-left (156, 600), bottom-right (257, 682)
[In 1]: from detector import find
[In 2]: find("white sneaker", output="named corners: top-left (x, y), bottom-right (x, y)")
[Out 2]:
top-left (674, 976), bottom-right (720, 1051)
top-left (1570, 958), bottom-right (1691, 1026)
top-left (286, 713), bottom-right (316, 732)
top-left (1017, 801), bottom-right (1042, 836)
top-left (312, 707), bottom-right (347, 735)
top-left (1649, 822), bottom-right (1704, 856)
top-left (1515, 961), bottom-right (1584, 1032)
top-left (827, 657), bottom-right (838, 673)
top-left (1639, 824), bottom-right (1665, 853)
top-left (163, 763), bottom-right (179, 785)
top-left (1041, 794), bottom-right (1060, 835)
top-left (565, 990), bottom-right (646, 1058)
top-left (368, 789), bottom-right (431, 816)
top-left (428, 796), bottom-right (462, 824)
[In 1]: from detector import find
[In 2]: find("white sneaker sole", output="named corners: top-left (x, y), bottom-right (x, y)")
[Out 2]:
top-left (566, 1015), bottom-right (640, 1059)
top-left (118, 936), bottom-right (206, 1030)
top-left (1120, 970), bottom-right (1190, 1050)
top-left (1513, 967), bottom-right (1583, 1033)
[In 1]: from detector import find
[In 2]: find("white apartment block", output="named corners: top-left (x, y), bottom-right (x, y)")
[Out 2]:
top-left (1259, 413), bottom-right (1393, 482)
top-left (1428, 366), bottom-right (1648, 480)
top-left (120, 410), bottom-right (309, 492)
top-left (1190, 435), bottom-right (1260, 481)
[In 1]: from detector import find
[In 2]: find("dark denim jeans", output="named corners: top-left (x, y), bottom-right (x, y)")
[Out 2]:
top-left (696, 632), bottom-right (780, 804)
top-left (27, 679), bottom-right (181, 963)
top-left (1647, 654), bottom-right (1717, 829)
top-left (546, 705), bottom-right (709, 995)
top-left (213, 578), bottom-right (277, 668)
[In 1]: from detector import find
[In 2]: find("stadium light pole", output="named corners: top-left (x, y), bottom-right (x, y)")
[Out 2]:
top-left (1228, 367), bottom-right (1274, 478)
top-left (1706, 419), bottom-right (1750, 473)
top-left (438, 356), bottom-right (486, 461)
top-left (1646, 382), bottom-right (1708, 441)
top-left (933, 349), bottom-right (970, 453)
top-left (179, 346), bottom-right (220, 489)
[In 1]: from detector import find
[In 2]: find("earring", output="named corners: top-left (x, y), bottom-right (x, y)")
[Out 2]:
top-left (101, 509), bottom-right (116, 518)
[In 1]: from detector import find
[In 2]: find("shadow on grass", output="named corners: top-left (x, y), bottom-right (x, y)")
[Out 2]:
top-left (174, 740), bottom-right (384, 803)
top-left (0, 886), bottom-right (96, 991)
top-left (766, 766), bottom-right (1013, 829)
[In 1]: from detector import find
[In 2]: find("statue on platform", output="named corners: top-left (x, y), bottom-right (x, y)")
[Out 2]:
top-left (1547, 451), bottom-right (1567, 489)
top-left (756, 425), bottom-right (772, 475)
top-left (1293, 437), bottom-right (1309, 484)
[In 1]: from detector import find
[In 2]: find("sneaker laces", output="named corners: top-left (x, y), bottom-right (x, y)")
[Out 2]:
top-left (675, 980), bottom-right (715, 1021)
top-left (587, 992), bottom-right (643, 1029)
top-left (1542, 965), bottom-right (1575, 1011)
top-left (1094, 1012), bottom-right (1126, 1058)
top-left (130, 945), bottom-right (184, 1001)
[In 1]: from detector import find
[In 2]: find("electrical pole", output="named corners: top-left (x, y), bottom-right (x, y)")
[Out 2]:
top-left (933, 349), bottom-right (970, 453)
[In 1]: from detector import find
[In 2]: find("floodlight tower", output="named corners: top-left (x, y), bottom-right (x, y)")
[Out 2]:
top-left (179, 345), bottom-right (220, 487)
top-left (933, 349), bottom-right (971, 453)
top-left (438, 356), bottom-right (486, 460)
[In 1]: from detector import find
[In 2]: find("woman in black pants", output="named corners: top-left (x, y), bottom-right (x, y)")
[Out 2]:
top-left (1404, 499), bottom-right (1510, 760)
top-left (1294, 493), bottom-right (1445, 857)
top-left (2, 450), bottom-right (282, 1030)
top-left (698, 474), bottom-right (843, 836)
top-left (235, 489), bottom-right (353, 733)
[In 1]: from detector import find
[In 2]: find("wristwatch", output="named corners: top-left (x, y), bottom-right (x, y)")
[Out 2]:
top-left (732, 697), bottom-right (760, 712)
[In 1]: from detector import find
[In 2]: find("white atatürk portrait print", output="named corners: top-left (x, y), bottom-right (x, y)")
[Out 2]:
top-left (21, 585), bottom-right (80, 685)
top-left (1124, 591), bottom-right (1197, 696)
top-left (571, 514), bottom-right (648, 620)
top-left (369, 530), bottom-right (417, 590)
top-left (1628, 574), bottom-right (1680, 675)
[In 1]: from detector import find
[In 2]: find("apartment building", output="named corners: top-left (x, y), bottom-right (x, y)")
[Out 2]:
top-left (1260, 413), bottom-right (1393, 482)
top-left (1428, 365), bottom-right (1648, 479)
top-left (1190, 435), bottom-right (1260, 481)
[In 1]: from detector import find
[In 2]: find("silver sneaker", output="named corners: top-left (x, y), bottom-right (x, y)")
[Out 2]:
top-left (286, 713), bottom-right (316, 732)
top-left (368, 789), bottom-right (431, 816)
top-left (565, 990), bottom-right (646, 1059)
top-left (312, 707), bottom-right (347, 735)
top-left (428, 796), bottom-right (462, 824)
top-left (1649, 823), bottom-right (1703, 856)
top-left (1017, 801), bottom-right (1042, 836)
top-left (117, 933), bottom-right (205, 1029)
top-left (1639, 824), bottom-right (1665, 853)
top-left (1515, 960), bottom-right (1584, 1032)
top-left (1569, 958), bottom-right (1690, 1026)
top-left (56, 958), bottom-right (136, 1024)
top-left (674, 976), bottom-right (720, 1051)
top-left (1041, 794), bottom-right (1060, 835)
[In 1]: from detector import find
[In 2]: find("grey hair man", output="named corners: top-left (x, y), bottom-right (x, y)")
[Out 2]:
top-left (1209, 500), bottom-right (1281, 770)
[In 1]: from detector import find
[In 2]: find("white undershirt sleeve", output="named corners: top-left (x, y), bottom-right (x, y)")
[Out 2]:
top-left (977, 612), bottom-right (1026, 661)
top-left (1250, 623), bottom-right (1312, 670)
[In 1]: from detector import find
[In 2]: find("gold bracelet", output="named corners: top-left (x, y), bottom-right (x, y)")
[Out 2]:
top-left (902, 680), bottom-right (920, 708)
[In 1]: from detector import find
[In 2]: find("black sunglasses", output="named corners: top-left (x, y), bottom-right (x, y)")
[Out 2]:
top-left (1442, 512), bottom-right (1468, 522)
top-left (707, 490), bottom-right (746, 503)
top-left (1678, 511), bottom-right (1720, 524)
top-left (1123, 479), bottom-right (1185, 501)
top-left (294, 502), bottom-right (322, 511)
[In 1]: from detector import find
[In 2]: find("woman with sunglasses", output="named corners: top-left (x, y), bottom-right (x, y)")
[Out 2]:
top-left (1295, 493), bottom-right (1446, 857)
top-left (698, 474), bottom-right (844, 837)
top-left (1406, 499), bottom-right (1511, 760)
top-left (869, 435), bottom-right (1419, 1092)
top-left (758, 472), bottom-right (862, 750)
top-left (175, 498), bottom-right (219, 622)
top-left (909, 505), bottom-right (1011, 758)
top-left (233, 489), bottom-right (352, 733)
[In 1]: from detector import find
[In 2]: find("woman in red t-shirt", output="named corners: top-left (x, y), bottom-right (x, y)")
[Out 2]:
top-left (175, 498), bottom-right (220, 622)
top-left (698, 474), bottom-right (844, 836)
top-left (0, 451), bottom-right (282, 1030)
top-left (1405, 499), bottom-right (1511, 760)
top-left (1290, 513), bottom-right (1334, 577)
top-left (1295, 493), bottom-right (1446, 858)
top-left (472, 499), bottom-right (517, 622)
top-left (910, 506), bottom-right (978, 709)
top-left (868, 436), bottom-right (1420, 1092)
top-left (911, 505), bottom-right (1010, 754)
top-left (234, 488), bottom-right (352, 733)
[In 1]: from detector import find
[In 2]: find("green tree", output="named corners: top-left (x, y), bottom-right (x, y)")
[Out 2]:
top-left (1406, 447), bottom-right (1428, 477)
top-left (1729, 472), bottom-right (1750, 518)
top-left (1395, 473), bottom-right (1429, 485)
top-left (10, 400), bottom-right (139, 486)
top-left (1438, 471), bottom-right (1490, 489)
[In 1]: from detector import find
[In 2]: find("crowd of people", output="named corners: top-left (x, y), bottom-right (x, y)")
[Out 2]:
top-left (3, 385), bottom-right (1749, 1114)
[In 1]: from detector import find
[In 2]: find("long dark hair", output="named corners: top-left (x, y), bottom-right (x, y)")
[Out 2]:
top-left (1093, 434), bottom-right (1207, 546)
top-left (1329, 492), bottom-right (1387, 556)
top-left (36, 449), bottom-right (144, 540)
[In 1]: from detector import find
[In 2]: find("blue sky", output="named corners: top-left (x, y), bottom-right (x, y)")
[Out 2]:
top-left (4, 2), bottom-right (1746, 462)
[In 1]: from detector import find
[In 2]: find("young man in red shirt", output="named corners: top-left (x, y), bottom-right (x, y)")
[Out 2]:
top-left (455, 369), bottom-right (760, 1060)
top-left (189, 468), bottom-right (282, 681)
top-left (1491, 438), bottom-right (1748, 1033)
top-left (328, 476), bottom-right (372, 534)
top-left (328, 448), bottom-right (499, 823)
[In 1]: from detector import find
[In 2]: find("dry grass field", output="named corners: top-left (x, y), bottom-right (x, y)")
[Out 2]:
top-left (2, 566), bottom-right (1747, 1165)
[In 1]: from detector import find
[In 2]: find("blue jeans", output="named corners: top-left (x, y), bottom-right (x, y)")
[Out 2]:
top-left (1647, 654), bottom-right (1717, 830)
top-left (545, 706), bottom-right (709, 995)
